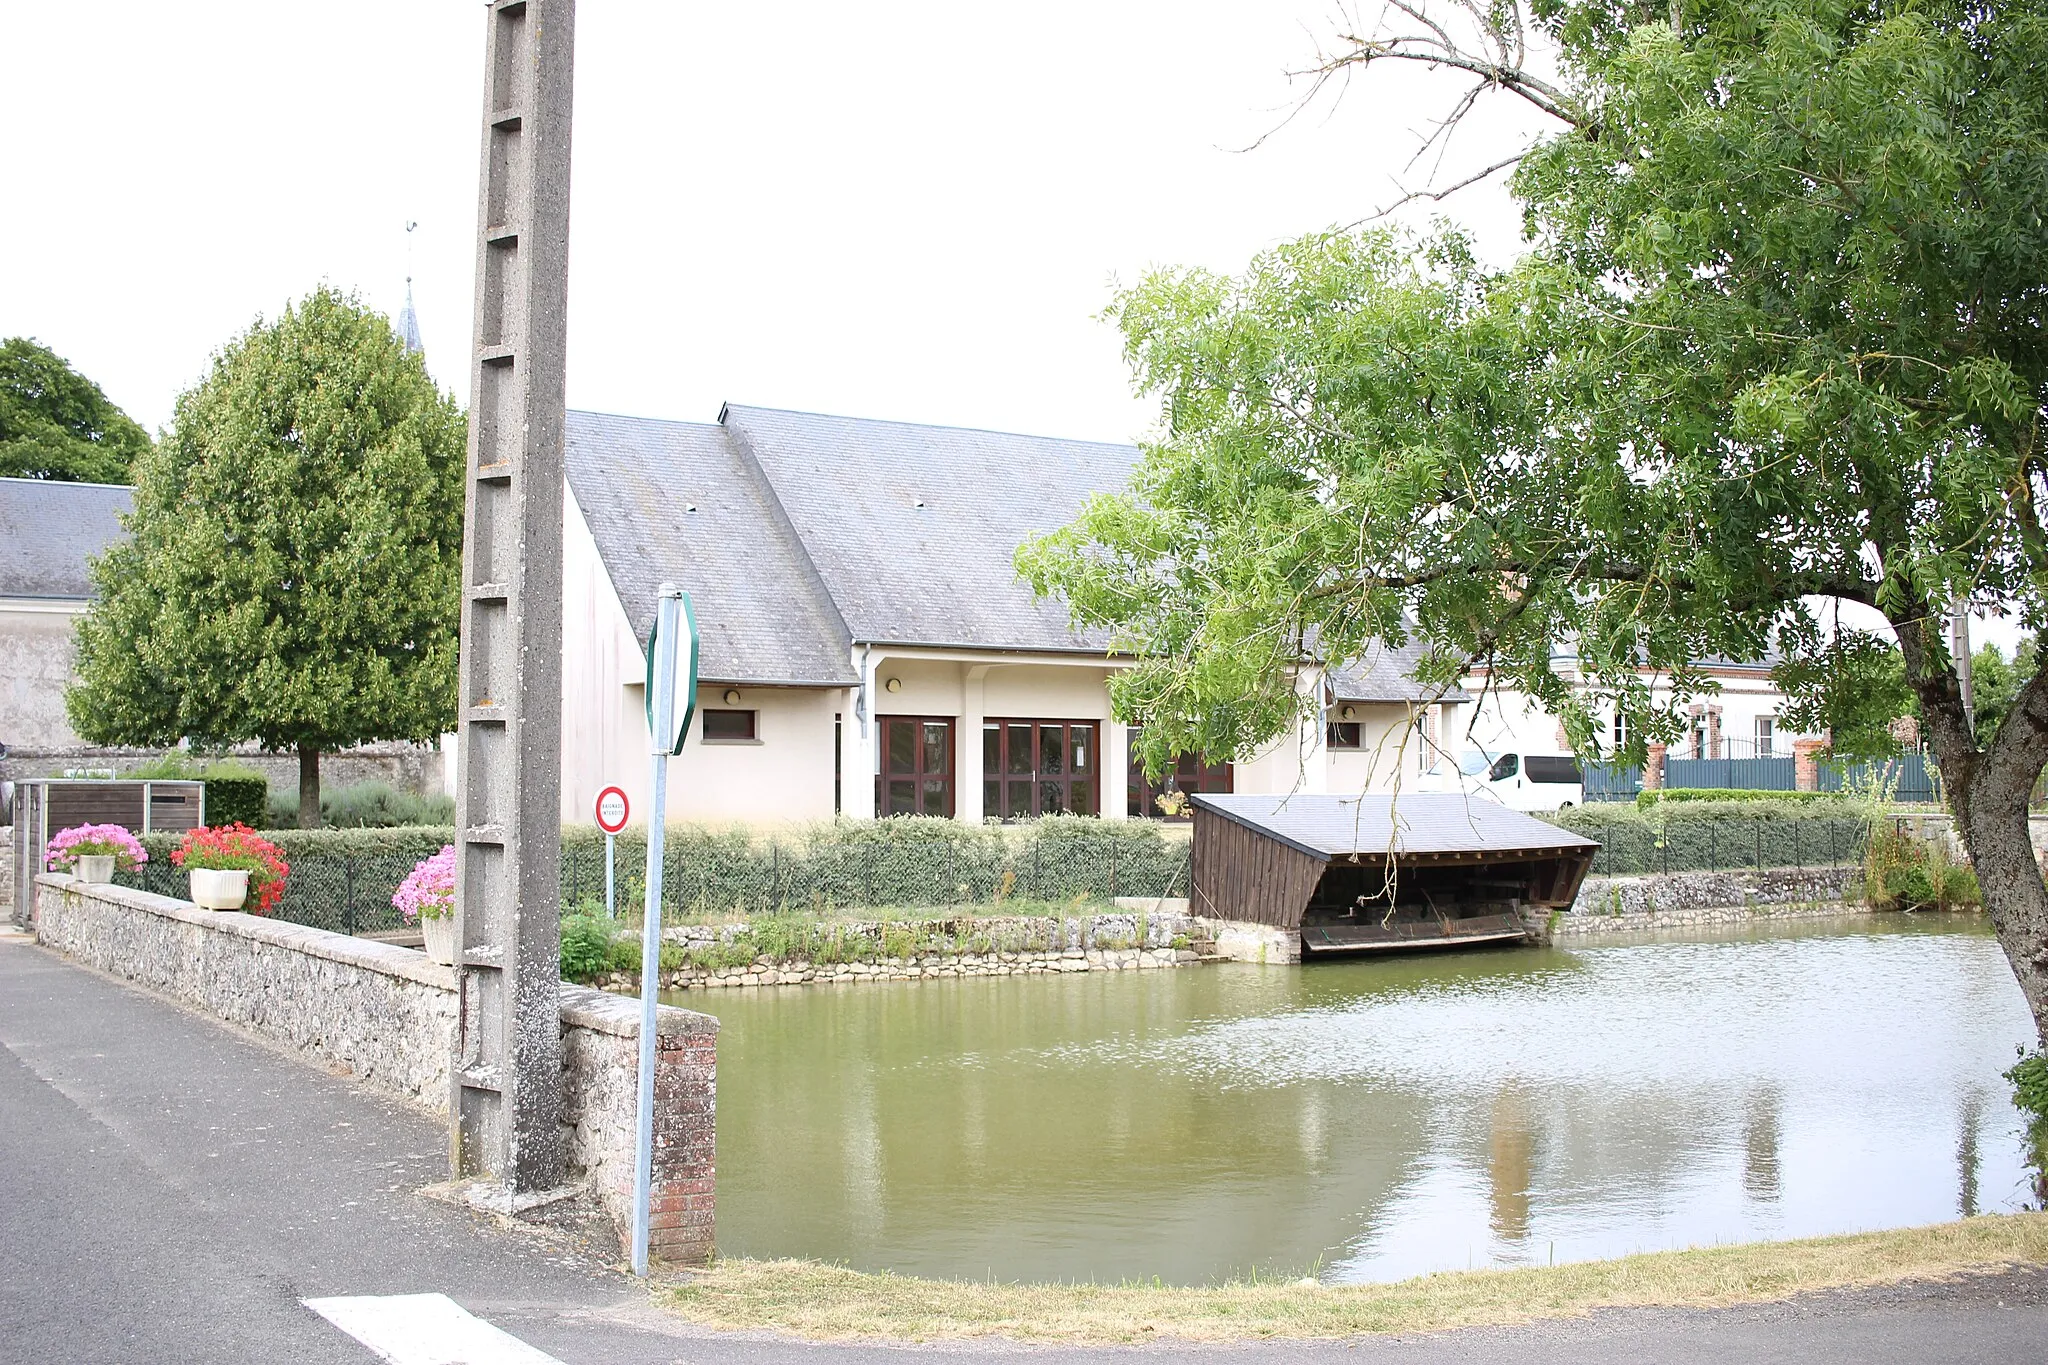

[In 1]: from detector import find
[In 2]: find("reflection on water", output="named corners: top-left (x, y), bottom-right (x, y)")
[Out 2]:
top-left (666, 914), bottom-right (2036, 1285)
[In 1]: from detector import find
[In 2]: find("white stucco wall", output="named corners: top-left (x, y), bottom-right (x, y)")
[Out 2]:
top-left (1462, 670), bottom-right (1815, 762)
top-left (0, 599), bottom-right (88, 750)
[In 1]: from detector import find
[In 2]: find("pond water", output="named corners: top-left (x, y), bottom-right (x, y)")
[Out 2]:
top-left (666, 915), bottom-right (2039, 1285)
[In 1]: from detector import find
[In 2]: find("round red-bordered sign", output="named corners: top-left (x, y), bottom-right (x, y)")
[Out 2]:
top-left (594, 785), bottom-right (630, 834)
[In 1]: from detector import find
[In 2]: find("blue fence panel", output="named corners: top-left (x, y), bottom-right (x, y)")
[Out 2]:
top-left (1663, 756), bottom-right (1797, 791)
top-left (1582, 762), bottom-right (1642, 802)
top-left (1818, 753), bottom-right (1938, 803)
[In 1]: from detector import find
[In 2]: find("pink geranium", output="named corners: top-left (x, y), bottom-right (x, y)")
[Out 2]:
top-left (45, 823), bottom-right (148, 872)
top-left (394, 844), bottom-right (457, 923)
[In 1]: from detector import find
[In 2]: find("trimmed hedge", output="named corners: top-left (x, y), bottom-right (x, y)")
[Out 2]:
top-left (1637, 788), bottom-right (1849, 809)
top-left (200, 775), bottom-right (268, 828)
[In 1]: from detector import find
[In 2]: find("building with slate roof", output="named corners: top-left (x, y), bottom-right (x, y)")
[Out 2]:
top-left (0, 477), bottom-right (132, 751)
top-left (559, 404), bottom-right (1491, 824)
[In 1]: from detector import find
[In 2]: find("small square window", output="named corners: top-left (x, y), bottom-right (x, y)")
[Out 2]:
top-left (1326, 721), bottom-right (1363, 750)
top-left (702, 709), bottom-right (757, 742)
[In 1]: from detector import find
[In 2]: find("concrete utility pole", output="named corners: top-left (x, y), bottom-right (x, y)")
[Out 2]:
top-left (450, 0), bottom-right (576, 1193)
top-left (1952, 600), bottom-right (1976, 739)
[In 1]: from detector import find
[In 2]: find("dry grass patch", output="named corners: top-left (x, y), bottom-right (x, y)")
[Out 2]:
top-left (658, 1213), bottom-right (2048, 1344)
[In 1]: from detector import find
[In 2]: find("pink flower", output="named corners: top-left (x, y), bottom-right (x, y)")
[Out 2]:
top-left (45, 823), bottom-right (148, 871)
top-left (393, 844), bottom-right (457, 923)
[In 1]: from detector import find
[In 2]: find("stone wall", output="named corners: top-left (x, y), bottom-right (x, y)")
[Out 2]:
top-left (31, 874), bottom-right (716, 1265)
top-left (614, 910), bottom-right (1210, 992)
top-left (1549, 864), bottom-right (1864, 939)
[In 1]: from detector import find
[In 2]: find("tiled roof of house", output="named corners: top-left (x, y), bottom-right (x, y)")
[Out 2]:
top-left (564, 411), bottom-right (857, 685)
top-left (0, 477), bottom-right (131, 600)
top-left (720, 404), bottom-right (1138, 653)
top-left (1327, 637), bottom-right (1473, 705)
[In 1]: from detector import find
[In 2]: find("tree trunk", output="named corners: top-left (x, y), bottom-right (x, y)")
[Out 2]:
top-left (298, 744), bottom-right (321, 829)
top-left (1899, 610), bottom-right (2048, 1047)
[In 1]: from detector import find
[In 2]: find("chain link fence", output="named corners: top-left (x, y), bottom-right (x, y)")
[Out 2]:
top-left (1577, 816), bottom-right (1870, 876)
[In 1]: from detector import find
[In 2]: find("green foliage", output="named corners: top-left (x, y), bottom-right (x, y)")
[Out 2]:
top-left (124, 750), bottom-right (270, 829)
top-left (64, 288), bottom-right (466, 814)
top-left (559, 913), bottom-right (620, 982)
top-left (1018, 0), bottom-right (2048, 785)
top-left (1972, 638), bottom-right (2039, 742)
top-left (1862, 826), bottom-right (1982, 912)
top-left (2009, 1051), bottom-right (2048, 1174)
top-left (0, 336), bottom-right (151, 482)
top-left (264, 780), bottom-right (452, 829)
top-left (1638, 789), bottom-right (1849, 809)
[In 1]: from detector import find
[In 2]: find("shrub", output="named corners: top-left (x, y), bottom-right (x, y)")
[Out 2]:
top-left (1862, 825), bottom-right (1981, 911)
top-left (560, 913), bottom-right (621, 982)
top-left (1638, 789), bottom-right (1848, 809)
top-left (2007, 1050), bottom-right (2048, 1178)
top-left (125, 750), bottom-right (268, 827)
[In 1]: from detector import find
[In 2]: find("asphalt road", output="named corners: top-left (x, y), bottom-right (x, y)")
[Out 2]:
top-left (3, 932), bottom-right (2044, 1364)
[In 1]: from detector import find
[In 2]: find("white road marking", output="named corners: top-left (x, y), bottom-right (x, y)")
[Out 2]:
top-left (302, 1293), bottom-right (566, 1365)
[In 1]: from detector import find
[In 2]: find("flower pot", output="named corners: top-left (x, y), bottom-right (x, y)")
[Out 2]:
top-left (189, 867), bottom-right (250, 911)
top-left (73, 855), bottom-right (116, 884)
top-left (420, 913), bottom-right (456, 965)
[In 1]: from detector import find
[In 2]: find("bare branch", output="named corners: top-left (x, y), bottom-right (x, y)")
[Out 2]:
top-left (1352, 151), bottom-right (1527, 226)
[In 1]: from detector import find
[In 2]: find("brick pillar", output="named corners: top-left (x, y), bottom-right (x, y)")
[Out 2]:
top-left (1793, 738), bottom-right (1826, 792)
top-left (1644, 742), bottom-right (1666, 790)
top-left (646, 1018), bottom-right (717, 1265)
top-left (1707, 707), bottom-right (1723, 759)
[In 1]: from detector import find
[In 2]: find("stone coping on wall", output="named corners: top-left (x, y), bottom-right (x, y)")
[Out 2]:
top-left (36, 873), bottom-right (457, 987)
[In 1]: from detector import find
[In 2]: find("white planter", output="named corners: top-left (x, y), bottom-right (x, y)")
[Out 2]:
top-left (420, 913), bottom-right (456, 965)
top-left (73, 855), bottom-right (116, 884)
top-left (189, 867), bottom-right (250, 911)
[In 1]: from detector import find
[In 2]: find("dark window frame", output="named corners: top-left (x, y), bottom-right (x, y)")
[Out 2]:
top-left (982, 718), bottom-right (1099, 820)
top-left (700, 708), bottom-right (759, 743)
top-left (1326, 720), bottom-right (1364, 750)
top-left (877, 715), bottom-right (956, 818)
top-left (1127, 727), bottom-right (1233, 819)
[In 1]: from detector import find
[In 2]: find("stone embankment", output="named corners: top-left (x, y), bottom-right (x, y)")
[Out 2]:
top-left (1551, 865), bottom-right (1862, 938)
top-left (603, 909), bottom-right (1212, 992)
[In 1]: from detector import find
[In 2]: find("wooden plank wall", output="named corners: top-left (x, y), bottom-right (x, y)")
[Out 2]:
top-left (1191, 813), bottom-right (1327, 929)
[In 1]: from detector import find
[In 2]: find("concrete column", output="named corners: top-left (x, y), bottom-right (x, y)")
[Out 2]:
top-left (449, 0), bottom-right (575, 1194)
top-left (1643, 742), bottom-right (1667, 790)
top-left (840, 650), bottom-right (880, 818)
top-left (1300, 672), bottom-right (1332, 794)
top-left (1103, 715), bottom-right (1131, 819)
top-left (958, 665), bottom-right (990, 823)
top-left (1793, 738), bottom-right (1826, 792)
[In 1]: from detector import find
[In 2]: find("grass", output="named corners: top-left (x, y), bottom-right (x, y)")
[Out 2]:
top-left (656, 1213), bottom-right (2048, 1344)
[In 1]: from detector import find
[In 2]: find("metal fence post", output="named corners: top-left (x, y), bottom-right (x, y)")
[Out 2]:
top-left (343, 856), bottom-right (357, 937)
top-left (1109, 832), bottom-right (1118, 897)
top-left (1754, 817), bottom-right (1762, 871)
top-left (1794, 821), bottom-right (1802, 869)
top-left (1709, 821), bottom-right (1717, 870)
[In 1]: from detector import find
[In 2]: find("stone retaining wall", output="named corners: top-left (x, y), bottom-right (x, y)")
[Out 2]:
top-left (1551, 865), bottom-right (1864, 938)
top-left (32, 874), bottom-right (716, 1265)
top-left (624, 910), bottom-right (1209, 991)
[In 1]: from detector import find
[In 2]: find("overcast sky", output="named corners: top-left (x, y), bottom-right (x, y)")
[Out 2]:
top-left (3, 1), bottom-right (1542, 444)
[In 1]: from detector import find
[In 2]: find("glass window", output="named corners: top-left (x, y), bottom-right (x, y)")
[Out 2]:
top-left (878, 716), bottom-right (954, 816)
top-left (1756, 715), bottom-right (1776, 756)
top-left (1489, 753), bottom-right (1520, 781)
top-left (702, 709), bottom-right (756, 742)
top-left (1326, 721), bottom-right (1363, 750)
top-left (984, 719), bottom-right (1100, 819)
top-left (1126, 727), bottom-right (1232, 819)
top-left (1460, 751), bottom-right (1492, 776)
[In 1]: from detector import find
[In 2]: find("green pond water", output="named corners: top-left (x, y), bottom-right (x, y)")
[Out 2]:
top-left (663, 914), bottom-right (2039, 1285)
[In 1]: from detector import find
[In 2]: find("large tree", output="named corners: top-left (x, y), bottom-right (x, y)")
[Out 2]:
top-left (0, 336), bottom-right (151, 482)
top-left (67, 287), bottom-right (465, 826)
top-left (1020, 0), bottom-right (2048, 1042)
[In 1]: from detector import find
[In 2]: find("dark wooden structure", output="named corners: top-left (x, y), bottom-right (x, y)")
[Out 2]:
top-left (10, 779), bottom-right (206, 927)
top-left (1189, 794), bottom-right (1598, 955)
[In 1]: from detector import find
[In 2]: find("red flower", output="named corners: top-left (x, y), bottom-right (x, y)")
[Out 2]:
top-left (172, 823), bottom-right (290, 915)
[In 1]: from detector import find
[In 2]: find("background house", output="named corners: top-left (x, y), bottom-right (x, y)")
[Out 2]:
top-left (0, 477), bottom-right (131, 753)
top-left (558, 405), bottom-right (1474, 824)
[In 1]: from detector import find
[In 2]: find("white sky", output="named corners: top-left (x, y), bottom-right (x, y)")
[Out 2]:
top-left (2, 1), bottom-right (1539, 444)
top-left (5, 1), bottom-right (2020, 655)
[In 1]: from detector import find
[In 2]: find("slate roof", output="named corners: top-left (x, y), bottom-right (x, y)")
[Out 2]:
top-left (0, 477), bottom-right (131, 600)
top-left (1191, 793), bottom-right (1599, 861)
top-left (564, 411), bottom-right (856, 685)
top-left (721, 404), bottom-right (1138, 653)
top-left (1327, 637), bottom-right (1472, 705)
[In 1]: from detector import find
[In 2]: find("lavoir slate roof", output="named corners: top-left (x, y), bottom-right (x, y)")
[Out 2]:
top-left (1191, 793), bottom-right (1600, 861)
top-left (0, 477), bottom-right (131, 600)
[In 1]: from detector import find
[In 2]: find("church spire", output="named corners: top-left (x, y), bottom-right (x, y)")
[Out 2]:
top-left (398, 220), bottom-right (424, 355)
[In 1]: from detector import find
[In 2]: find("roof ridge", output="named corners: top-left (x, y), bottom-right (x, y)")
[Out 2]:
top-left (715, 415), bottom-right (854, 650)
top-left (718, 401), bottom-right (1141, 451)
top-left (0, 475), bottom-right (136, 492)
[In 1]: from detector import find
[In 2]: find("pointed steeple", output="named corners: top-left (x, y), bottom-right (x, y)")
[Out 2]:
top-left (398, 220), bottom-right (424, 356)
top-left (398, 278), bottom-right (424, 355)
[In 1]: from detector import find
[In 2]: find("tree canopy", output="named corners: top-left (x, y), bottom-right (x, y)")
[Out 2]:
top-left (66, 287), bottom-right (466, 825)
top-left (1019, 0), bottom-right (2048, 1037)
top-left (0, 336), bottom-right (151, 482)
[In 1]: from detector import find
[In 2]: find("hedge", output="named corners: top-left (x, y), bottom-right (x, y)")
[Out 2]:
top-left (1637, 788), bottom-right (1850, 809)
top-left (199, 774), bottom-right (268, 828)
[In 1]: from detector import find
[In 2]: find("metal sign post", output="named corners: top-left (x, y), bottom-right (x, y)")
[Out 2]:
top-left (632, 584), bottom-right (697, 1276)
top-left (595, 786), bottom-right (629, 919)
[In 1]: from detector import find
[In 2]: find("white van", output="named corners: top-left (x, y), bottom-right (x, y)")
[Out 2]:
top-left (1438, 750), bottom-right (1584, 812)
